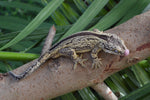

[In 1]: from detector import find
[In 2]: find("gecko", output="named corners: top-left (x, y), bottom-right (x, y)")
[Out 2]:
top-left (9, 29), bottom-right (129, 80)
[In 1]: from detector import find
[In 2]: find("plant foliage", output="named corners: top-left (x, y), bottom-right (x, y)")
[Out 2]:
top-left (0, 0), bottom-right (150, 100)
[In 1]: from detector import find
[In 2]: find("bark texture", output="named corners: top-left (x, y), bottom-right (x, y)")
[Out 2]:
top-left (0, 11), bottom-right (150, 100)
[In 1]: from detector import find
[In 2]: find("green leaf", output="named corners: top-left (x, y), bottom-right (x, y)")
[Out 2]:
top-left (0, 25), bottom-right (69, 46)
top-left (60, 3), bottom-right (79, 23)
top-left (0, 51), bottom-right (39, 61)
top-left (0, 1), bottom-right (42, 12)
top-left (51, 9), bottom-right (70, 25)
top-left (117, 0), bottom-right (150, 25)
top-left (0, 0), bottom-right (64, 50)
top-left (0, 16), bottom-right (29, 31)
top-left (124, 69), bottom-right (140, 88)
top-left (4, 61), bottom-right (24, 71)
top-left (61, 93), bottom-right (77, 100)
top-left (132, 64), bottom-right (150, 86)
top-left (120, 83), bottom-right (150, 100)
top-left (90, 0), bottom-right (137, 31)
top-left (73, 0), bottom-right (88, 13)
top-left (59, 0), bottom-right (109, 40)
top-left (0, 62), bottom-right (7, 72)
top-left (78, 88), bottom-right (98, 100)
top-left (110, 74), bottom-right (129, 96)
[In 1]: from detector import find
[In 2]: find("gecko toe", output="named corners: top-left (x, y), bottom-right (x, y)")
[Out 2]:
top-left (73, 57), bottom-right (87, 69)
top-left (92, 58), bottom-right (102, 69)
top-left (79, 58), bottom-right (88, 67)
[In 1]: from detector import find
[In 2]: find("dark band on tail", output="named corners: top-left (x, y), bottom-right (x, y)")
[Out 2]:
top-left (9, 64), bottom-right (37, 80)
top-left (8, 71), bottom-right (25, 80)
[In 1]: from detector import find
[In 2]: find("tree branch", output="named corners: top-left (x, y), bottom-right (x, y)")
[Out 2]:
top-left (41, 25), bottom-right (56, 55)
top-left (0, 11), bottom-right (150, 100)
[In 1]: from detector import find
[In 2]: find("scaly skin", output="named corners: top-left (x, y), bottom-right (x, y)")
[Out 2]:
top-left (9, 29), bottom-right (129, 80)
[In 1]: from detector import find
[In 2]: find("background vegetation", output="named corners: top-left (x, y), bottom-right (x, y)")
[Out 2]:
top-left (0, 0), bottom-right (150, 99)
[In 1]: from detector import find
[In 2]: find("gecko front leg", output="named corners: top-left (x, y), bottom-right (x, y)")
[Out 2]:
top-left (91, 46), bottom-right (102, 69)
top-left (59, 48), bottom-right (87, 69)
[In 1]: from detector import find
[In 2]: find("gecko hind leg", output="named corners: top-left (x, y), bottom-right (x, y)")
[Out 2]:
top-left (74, 54), bottom-right (87, 69)
top-left (59, 48), bottom-right (87, 69)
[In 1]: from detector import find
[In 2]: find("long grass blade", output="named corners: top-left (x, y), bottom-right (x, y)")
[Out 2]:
top-left (90, 0), bottom-right (137, 31)
top-left (59, 0), bottom-right (109, 40)
top-left (0, 0), bottom-right (64, 50)
top-left (117, 0), bottom-right (150, 25)
top-left (0, 1), bottom-right (41, 12)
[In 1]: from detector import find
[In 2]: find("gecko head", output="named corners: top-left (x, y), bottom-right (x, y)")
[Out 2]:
top-left (102, 34), bottom-right (129, 56)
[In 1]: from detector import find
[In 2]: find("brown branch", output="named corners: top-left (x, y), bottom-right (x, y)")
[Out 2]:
top-left (0, 11), bottom-right (150, 100)
top-left (41, 25), bottom-right (56, 55)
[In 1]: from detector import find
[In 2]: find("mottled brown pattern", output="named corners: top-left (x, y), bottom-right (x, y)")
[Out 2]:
top-left (9, 30), bottom-right (128, 80)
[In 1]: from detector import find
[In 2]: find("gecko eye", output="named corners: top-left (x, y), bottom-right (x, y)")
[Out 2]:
top-left (114, 50), bottom-right (118, 53)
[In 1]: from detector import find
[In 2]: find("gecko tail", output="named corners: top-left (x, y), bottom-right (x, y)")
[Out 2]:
top-left (9, 62), bottom-right (39, 80)
top-left (9, 53), bottom-right (50, 80)
top-left (8, 71), bottom-right (25, 80)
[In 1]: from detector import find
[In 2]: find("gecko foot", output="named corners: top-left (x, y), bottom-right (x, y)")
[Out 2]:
top-left (73, 54), bottom-right (87, 69)
top-left (92, 58), bottom-right (102, 69)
